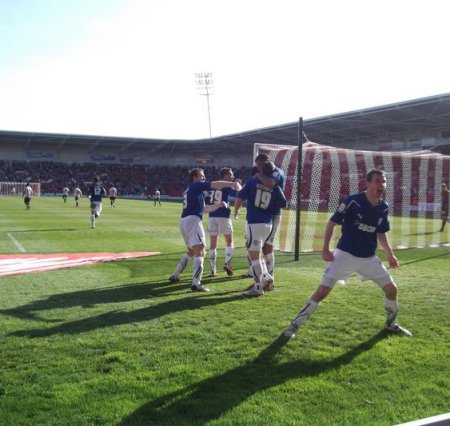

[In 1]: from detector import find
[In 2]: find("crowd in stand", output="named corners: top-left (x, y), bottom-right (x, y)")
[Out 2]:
top-left (0, 160), bottom-right (254, 197)
top-left (0, 159), bottom-right (442, 208)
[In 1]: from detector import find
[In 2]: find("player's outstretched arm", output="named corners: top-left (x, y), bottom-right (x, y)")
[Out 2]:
top-left (211, 181), bottom-right (241, 191)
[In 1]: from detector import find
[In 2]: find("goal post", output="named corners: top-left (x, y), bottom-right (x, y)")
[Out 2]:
top-left (254, 142), bottom-right (450, 255)
top-left (0, 182), bottom-right (41, 197)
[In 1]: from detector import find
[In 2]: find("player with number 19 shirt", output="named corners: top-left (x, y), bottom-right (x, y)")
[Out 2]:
top-left (251, 153), bottom-right (286, 285)
top-left (235, 161), bottom-right (287, 296)
top-left (205, 167), bottom-right (236, 277)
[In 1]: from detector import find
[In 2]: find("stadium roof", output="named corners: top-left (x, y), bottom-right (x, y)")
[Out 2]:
top-left (1, 93), bottom-right (450, 156)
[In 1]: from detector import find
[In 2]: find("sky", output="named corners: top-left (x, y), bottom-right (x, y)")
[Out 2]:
top-left (0, 0), bottom-right (449, 140)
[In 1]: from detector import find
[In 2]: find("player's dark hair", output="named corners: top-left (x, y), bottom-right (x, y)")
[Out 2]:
top-left (94, 176), bottom-right (100, 183)
top-left (219, 167), bottom-right (232, 179)
top-left (255, 153), bottom-right (269, 163)
top-left (261, 161), bottom-right (275, 177)
top-left (189, 168), bottom-right (204, 182)
top-left (366, 169), bottom-right (385, 182)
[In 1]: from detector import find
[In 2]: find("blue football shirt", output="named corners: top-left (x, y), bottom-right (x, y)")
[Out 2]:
top-left (88, 184), bottom-right (107, 202)
top-left (181, 181), bottom-right (212, 219)
top-left (238, 177), bottom-right (286, 224)
top-left (330, 192), bottom-right (390, 258)
top-left (270, 166), bottom-right (285, 216)
top-left (205, 187), bottom-right (235, 218)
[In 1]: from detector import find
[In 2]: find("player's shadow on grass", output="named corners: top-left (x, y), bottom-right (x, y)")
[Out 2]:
top-left (119, 331), bottom-right (386, 425)
top-left (8, 290), bottom-right (244, 338)
top-left (1, 274), bottom-right (241, 322)
top-left (1, 269), bottom-right (247, 323)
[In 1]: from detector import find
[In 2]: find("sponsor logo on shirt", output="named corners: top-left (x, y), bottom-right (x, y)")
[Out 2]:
top-left (357, 223), bottom-right (376, 233)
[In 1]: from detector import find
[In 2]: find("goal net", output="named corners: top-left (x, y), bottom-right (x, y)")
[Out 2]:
top-left (254, 142), bottom-right (450, 253)
top-left (0, 182), bottom-right (41, 197)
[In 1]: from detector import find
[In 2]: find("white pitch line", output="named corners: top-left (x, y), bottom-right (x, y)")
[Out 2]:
top-left (6, 233), bottom-right (26, 253)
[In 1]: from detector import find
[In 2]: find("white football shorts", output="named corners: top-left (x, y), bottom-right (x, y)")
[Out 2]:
top-left (320, 248), bottom-right (393, 288)
top-left (180, 215), bottom-right (206, 249)
top-left (207, 217), bottom-right (233, 236)
top-left (265, 214), bottom-right (281, 246)
top-left (90, 201), bottom-right (103, 216)
top-left (245, 223), bottom-right (272, 251)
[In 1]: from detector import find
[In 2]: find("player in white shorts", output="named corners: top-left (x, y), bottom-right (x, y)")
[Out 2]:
top-left (88, 176), bottom-right (107, 229)
top-left (235, 161), bottom-right (287, 297)
top-left (109, 186), bottom-right (117, 207)
top-left (62, 186), bottom-right (70, 203)
top-left (242, 154), bottom-right (285, 289)
top-left (22, 184), bottom-right (33, 210)
top-left (169, 168), bottom-right (241, 292)
top-left (284, 169), bottom-right (412, 338)
top-left (205, 167), bottom-right (237, 277)
top-left (73, 186), bottom-right (82, 207)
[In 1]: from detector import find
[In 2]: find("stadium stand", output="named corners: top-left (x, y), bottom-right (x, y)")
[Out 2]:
top-left (1, 93), bottom-right (450, 197)
top-left (0, 160), bottom-right (253, 197)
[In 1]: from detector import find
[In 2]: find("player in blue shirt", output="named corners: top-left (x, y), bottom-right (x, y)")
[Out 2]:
top-left (205, 167), bottom-right (238, 277)
top-left (169, 168), bottom-right (241, 292)
top-left (235, 161), bottom-right (287, 296)
top-left (284, 169), bottom-right (412, 338)
top-left (242, 153), bottom-right (286, 288)
top-left (88, 176), bottom-right (107, 229)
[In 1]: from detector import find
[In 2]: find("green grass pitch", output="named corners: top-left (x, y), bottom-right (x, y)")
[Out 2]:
top-left (0, 196), bottom-right (449, 425)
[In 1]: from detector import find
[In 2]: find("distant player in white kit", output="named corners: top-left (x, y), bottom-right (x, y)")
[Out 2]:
top-left (154, 189), bottom-right (161, 206)
top-left (62, 186), bottom-right (70, 203)
top-left (23, 184), bottom-right (33, 210)
top-left (73, 186), bottom-right (82, 207)
top-left (109, 186), bottom-right (118, 208)
top-left (88, 176), bottom-right (107, 229)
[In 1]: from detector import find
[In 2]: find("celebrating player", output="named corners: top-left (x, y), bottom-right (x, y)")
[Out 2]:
top-left (247, 153), bottom-right (285, 288)
top-left (205, 167), bottom-right (237, 277)
top-left (88, 176), bottom-right (107, 229)
top-left (284, 169), bottom-right (412, 338)
top-left (235, 161), bottom-right (287, 297)
top-left (169, 168), bottom-right (241, 292)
